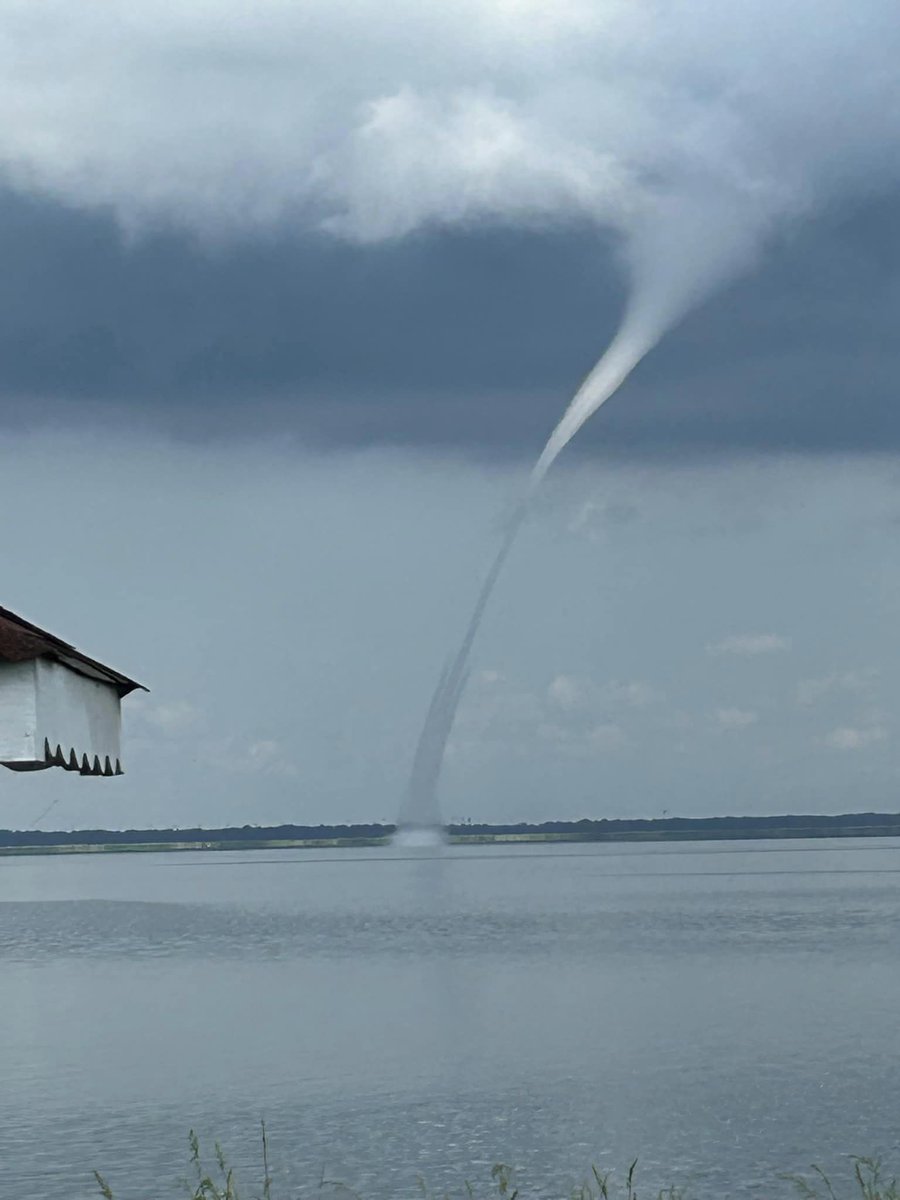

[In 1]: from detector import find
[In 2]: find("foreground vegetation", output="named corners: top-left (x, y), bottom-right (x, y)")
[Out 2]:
top-left (92, 1128), bottom-right (900, 1200)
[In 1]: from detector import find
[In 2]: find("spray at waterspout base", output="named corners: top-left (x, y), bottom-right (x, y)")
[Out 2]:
top-left (392, 824), bottom-right (446, 849)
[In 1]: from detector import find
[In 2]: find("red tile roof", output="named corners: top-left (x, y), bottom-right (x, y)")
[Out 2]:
top-left (0, 606), bottom-right (145, 696)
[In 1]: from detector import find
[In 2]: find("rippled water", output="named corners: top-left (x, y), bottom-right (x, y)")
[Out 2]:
top-left (1, 839), bottom-right (899, 1198)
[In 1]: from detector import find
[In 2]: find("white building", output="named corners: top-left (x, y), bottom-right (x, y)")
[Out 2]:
top-left (0, 605), bottom-right (145, 776)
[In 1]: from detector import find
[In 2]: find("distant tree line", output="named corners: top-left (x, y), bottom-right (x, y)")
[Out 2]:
top-left (446, 812), bottom-right (900, 839)
top-left (0, 823), bottom-right (391, 847)
top-left (1, 811), bottom-right (899, 848)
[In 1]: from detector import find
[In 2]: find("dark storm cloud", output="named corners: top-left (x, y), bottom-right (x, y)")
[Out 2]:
top-left (1, 187), bottom-right (898, 459)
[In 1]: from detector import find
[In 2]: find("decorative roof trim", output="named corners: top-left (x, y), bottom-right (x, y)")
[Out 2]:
top-left (3, 740), bottom-right (123, 776)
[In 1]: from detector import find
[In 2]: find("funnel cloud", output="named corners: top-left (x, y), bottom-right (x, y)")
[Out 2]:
top-left (384, 3), bottom-right (900, 833)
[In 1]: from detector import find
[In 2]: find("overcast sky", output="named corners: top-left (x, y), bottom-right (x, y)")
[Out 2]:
top-left (2, 1), bottom-right (900, 829)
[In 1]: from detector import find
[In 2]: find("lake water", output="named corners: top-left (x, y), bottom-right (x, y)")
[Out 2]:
top-left (1, 839), bottom-right (899, 1199)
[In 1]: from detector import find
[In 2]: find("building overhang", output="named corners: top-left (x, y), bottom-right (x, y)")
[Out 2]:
top-left (0, 606), bottom-right (146, 776)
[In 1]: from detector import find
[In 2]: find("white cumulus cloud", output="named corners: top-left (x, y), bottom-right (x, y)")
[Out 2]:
top-left (140, 700), bottom-right (202, 736)
top-left (796, 670), bottom-right (877, 707)
top-left (199, 734), bottom-right (299, 776)
top-left (706, 633), bottom-right (791, 656)
top-left (547, 674), bottom-right (585, 711)
top-left (715, 707), bottom-right (759, 730)
top-left (548, 674), bottom-right (662, 712)
top-left (823, 726), bottom-right (887, 752)
top-left (587, 722), bottom-right (628, 752)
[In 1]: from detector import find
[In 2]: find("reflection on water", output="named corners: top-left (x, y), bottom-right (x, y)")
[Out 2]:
top-left (0, 839), bottom-right (898, 1198)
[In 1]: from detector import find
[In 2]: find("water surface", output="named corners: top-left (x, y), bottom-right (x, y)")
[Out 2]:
top-left (1, 839), bottom-right (898, 1197)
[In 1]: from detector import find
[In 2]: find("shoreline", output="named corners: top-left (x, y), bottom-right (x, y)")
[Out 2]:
top-left (3, 815), bottom-right (900, 857)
